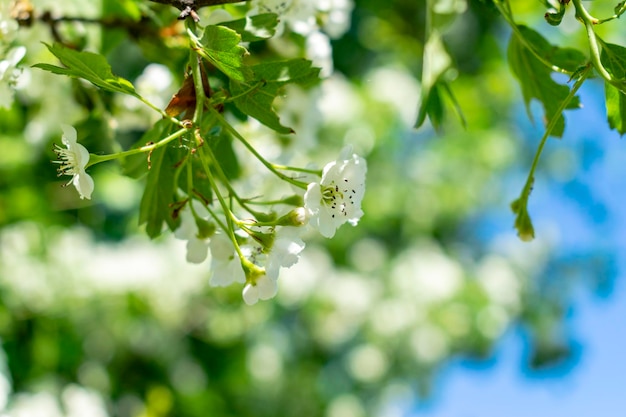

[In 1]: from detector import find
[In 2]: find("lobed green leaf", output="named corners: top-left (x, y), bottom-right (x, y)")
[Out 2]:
top-left (595, 39), bottom-right (626, 135)
top-left (33, 43), bottom-right (138, 96)
top-left (229, 59), bottom-right (320, 134)
top-left (599, 39), bottom-right (626, 80)
top-left (178, 153), bottom-right (213, 205)
top-left (139, 140), bottom-right (185, 239)
top-left (507, 26), bottom-right (584, 138)
top-left (198, 25), bottom-right (253, 82)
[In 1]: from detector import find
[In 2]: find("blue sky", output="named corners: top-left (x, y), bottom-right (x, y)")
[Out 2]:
top-left (411, 79), bottom-right (626, 417)
top-left (414, 284), bottom-right (626, 417)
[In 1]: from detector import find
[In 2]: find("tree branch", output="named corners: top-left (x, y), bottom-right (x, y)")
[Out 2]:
top-left (147, 0), bottom-right (250, 21)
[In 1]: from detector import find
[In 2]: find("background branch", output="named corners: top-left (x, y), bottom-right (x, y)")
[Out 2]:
top-left (147, 0), bottom-right (250, 20)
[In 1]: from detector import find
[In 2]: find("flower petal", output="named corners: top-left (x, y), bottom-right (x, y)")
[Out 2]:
top-left (186, 238), bottom-right (210, 264)
top-left (61, 124), bottom-right (77, 147)
top-left (242, 283), bottom-right (259, 305)
top-left (73, 172), bottom-right (94, 200)
top-left (257, 275), bottom-right (278, 300)
top-left (74, 142), bottom-right (91, 171)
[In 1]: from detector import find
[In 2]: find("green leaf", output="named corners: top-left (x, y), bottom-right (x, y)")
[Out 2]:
top-left (416, 82), bottom-right (444, 131)
top-left (198, 25), bottom-right (252, 82)
top-left (605, 82), bottom-right (626, 136)
top-left (513, 24), bottom-right (586, 72)
top-left (219, 13), bottom-right (279, 43)
top-left (209, 129), bottom-right (241, 180)
top-left (415, 30), bottom-right (451, 129)
top-left (178, 153), bottom-right (213, 205)
top-left (598, 38), bottom-right (626, 129)
top-left (507, 25), bottom-right (583, 138)
top-left (33, 43), bottom-right (138, 96)
top-left (543, 0), bottom-right (566, 26)
top-left (511, 196), bottom-right (535, 242)
top-left (139, 141), bottom-right (184, 239)
top-left (229, 59), bottom-right (320, 134)
top-left (599, 39), bottom-right (626, 81)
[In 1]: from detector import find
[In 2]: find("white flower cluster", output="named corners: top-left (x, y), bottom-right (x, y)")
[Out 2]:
top-left (173, 146), bottom-right (366, 305)
top-left (248, 0), bottom-right (354, 77)
top-left (0, 1), bottom-right (25, 110)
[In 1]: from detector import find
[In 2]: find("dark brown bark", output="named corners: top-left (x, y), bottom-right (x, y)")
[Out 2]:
top-left (147, 0), bottom-right (249, 21)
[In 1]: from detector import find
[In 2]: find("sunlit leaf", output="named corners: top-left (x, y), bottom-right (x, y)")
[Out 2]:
top-left (198, 25), bottom-right (252, 82)
top-left (33, 43), bottom-right (138, 96)
top-left (230, 59), bottom-right (320, 134)
top-left (599, 38), bottom-right (626, 80)
top-left (605, 82), bottom-right (626, 135)
top-left (598, 39), bottom-right (626, 135)
top-left (507, 25), bottom-right (584, 138)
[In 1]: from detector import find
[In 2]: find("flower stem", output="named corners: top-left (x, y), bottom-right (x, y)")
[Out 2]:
top-left (208, 106), bottom-right (309, 189)
top-left (136, 95), bottom-right (186, 128)
top-left (272, 164), bottom-right (322, 176)
top-left (196, 140), bottom-right (246, 259)
top-left (186, 20), bottom-right (208, 126)
top-left (516, 64), bottom-right (592, 205)
top-left (597, 3), bottom-right (626, 24)
top-left (86, 127), bottom-right (187, 168)
top-left (184, 19), bottom-right (246, 260)
top-left (197, 128), bottom-right (265, 219)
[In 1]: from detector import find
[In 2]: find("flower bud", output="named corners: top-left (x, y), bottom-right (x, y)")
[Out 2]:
top-left (276, 207), bottom-right (308, 226)
top-left (195, 217), bottom-right (216, 239)
top-left (246, 229), bottom-right (275, 251)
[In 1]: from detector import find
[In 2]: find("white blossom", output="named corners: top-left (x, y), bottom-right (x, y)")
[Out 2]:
top-left (266, 226), bottom-right (306, 277)
top-left (174, 209), bottom-right (210, 264)
top-left (304, 146), bottom-right (366, 238)
top-left (242, 272), bottom-right (278, 305)
top-left (53, 125), bottom-right (94, 200)
top-left (0, 46), bottom-right (25, 109)
top-left (209, 234), bottom-right (245, 287)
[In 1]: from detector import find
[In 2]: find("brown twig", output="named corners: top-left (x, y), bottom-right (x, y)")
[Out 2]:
top-left (147, 0), bottom-right (250, 21)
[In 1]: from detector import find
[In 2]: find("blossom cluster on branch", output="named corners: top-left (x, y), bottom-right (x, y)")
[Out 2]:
top-left (27, 0), bottom-right (367, 304)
